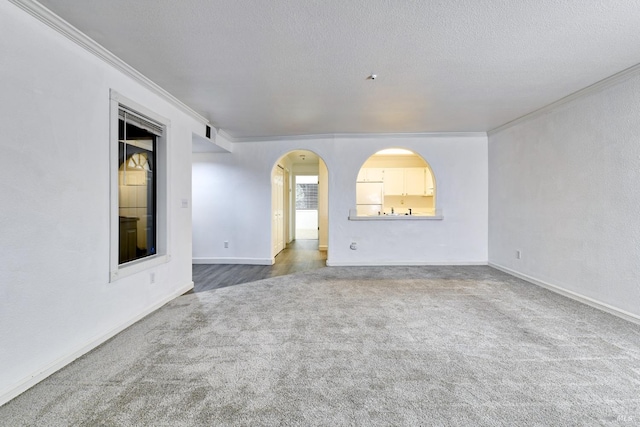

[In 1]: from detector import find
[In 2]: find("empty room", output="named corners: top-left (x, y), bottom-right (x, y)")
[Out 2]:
top-left (1, 0), bottom-right (639, 425)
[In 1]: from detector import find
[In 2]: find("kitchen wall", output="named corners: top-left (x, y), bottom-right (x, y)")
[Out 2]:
top-left (192, 134), bottom-right (487, 266)
top-left (0, 2), bottom-right (202, 403)
top-left (488, 71), bottom-right (640, 320)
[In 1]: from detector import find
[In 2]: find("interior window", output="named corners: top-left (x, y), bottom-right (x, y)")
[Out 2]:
top-left (356, 148), bottom-right (436, 216)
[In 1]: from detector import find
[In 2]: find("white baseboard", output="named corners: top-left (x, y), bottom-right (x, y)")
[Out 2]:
top-left (489, 263), bottom-right (640, 325)
top-left (326, 260), bottom-right (487, 267)
top-left (0, 281), bottom-right (194, 407)
top-left (192, 257), bottom-right (274, 265)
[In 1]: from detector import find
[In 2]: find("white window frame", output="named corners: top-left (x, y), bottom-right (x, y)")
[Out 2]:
top-left (109, 90), bottom-right (171, 282)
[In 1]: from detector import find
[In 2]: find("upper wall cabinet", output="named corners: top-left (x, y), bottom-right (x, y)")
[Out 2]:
top-left (383, 168), bottom-right (432, 196)
top-left (359, 167), bottom-right (434, 196)
top-left (382, 168), bottom-right (404, 195)
top-left (357, 168), bottom-right (385, 182)
top-left (404, 168), bottom-right (428, 196)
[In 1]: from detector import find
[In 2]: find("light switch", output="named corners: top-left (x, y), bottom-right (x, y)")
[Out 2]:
top-left (181, 199), bottom-right (189, 208)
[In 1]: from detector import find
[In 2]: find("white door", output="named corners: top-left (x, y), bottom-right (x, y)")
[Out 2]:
top-left (272, 166), bottom-right (285, 256)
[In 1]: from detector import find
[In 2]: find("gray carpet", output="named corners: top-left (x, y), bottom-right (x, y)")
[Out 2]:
top-left (2, 266), bottom-right (639, 426)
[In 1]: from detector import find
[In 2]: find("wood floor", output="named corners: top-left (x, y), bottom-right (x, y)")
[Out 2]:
top-left (191, 240), bottom-right (327, 293)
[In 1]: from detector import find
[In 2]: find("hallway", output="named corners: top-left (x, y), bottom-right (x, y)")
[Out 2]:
top-left (191, 240), bottom-right (327, 293)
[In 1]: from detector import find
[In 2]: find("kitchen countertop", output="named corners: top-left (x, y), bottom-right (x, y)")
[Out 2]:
top-left (349, 213), bottom-right (443, 221)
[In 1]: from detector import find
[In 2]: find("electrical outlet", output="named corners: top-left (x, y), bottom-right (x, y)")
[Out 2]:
top-left (224, 241), bottom-right (229, 249)
top-left (516, 250), bottom-right (521, 259)
top-left (150, 272), bottom-right (156, 284)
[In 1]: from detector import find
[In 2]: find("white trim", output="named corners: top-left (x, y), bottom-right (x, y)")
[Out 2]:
top-left (192, 257), bottom-right (275, 265)
top-left (0, 281), bottom-right (193, 407)
top-left (112, 254), bottom-right (171, 282)
top-left (489, 263), bottom-right (640, 326)
top-left (8, 0), bottom-right (208, 126)
top-left (217, 129), bottom-right (241, 142)
top-left (220, 130), bottom-right (487, 143)
top-left (326, 260), bottom-right (487, 267)
top-left (488, 62), bottom-right (640, 136)
top-left (318, 245), bottom-right (328, 251)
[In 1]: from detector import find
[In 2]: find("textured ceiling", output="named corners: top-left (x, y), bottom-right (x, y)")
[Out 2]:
top-left (37, 0), bottom-right (640, 139)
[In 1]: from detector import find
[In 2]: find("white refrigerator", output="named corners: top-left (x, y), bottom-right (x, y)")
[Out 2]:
top-left (356, 181), bottom-right (384, 216)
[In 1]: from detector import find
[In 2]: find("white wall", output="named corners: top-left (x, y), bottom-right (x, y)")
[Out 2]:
top-left (192, 135), bottom-right (488, 266)
top-left (0, 2), bottom-right (200, 403)
top-left (488, 72), bottom-right (640, 320)
top-left (318, 159), bottom-right (329, 250)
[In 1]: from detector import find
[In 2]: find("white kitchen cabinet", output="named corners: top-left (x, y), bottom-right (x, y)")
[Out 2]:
top-left (359, 167), bottom-right (434, 196)
top-left (367, 168), bottom-right (385, 181)
top-left (357, 167), bottom-right (385, 182)
top-left (404, 168), bottom-right (426, 195)
top-left (383, 168), bottom-right (405, 195)
top-left (384, 168), bottom-right (428, 196)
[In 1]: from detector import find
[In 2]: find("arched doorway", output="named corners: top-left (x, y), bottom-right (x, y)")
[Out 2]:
top-left (271, 150), bottom-right (329, 260)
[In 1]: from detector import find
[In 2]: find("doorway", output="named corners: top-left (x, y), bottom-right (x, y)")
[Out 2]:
top-left (295, 175), bottom-right (318, 240)
top-left (271, 150), bottom-right (328, 260)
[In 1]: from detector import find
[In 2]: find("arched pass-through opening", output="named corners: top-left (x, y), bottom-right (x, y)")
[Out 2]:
top-left (271, 150), bottom-right (329, 261)
top-left (356, 148), bottom-right (436, 217)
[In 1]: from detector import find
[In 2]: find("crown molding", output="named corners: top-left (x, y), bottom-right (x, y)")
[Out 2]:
top-left (9, 0), bottom-right (209, 126)
top-left (221, 131), bottom-right (487, 143)
top-left (489, 62), bottom-right (640, 136)
top-left (217, 129), bottom-right (241, 143)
